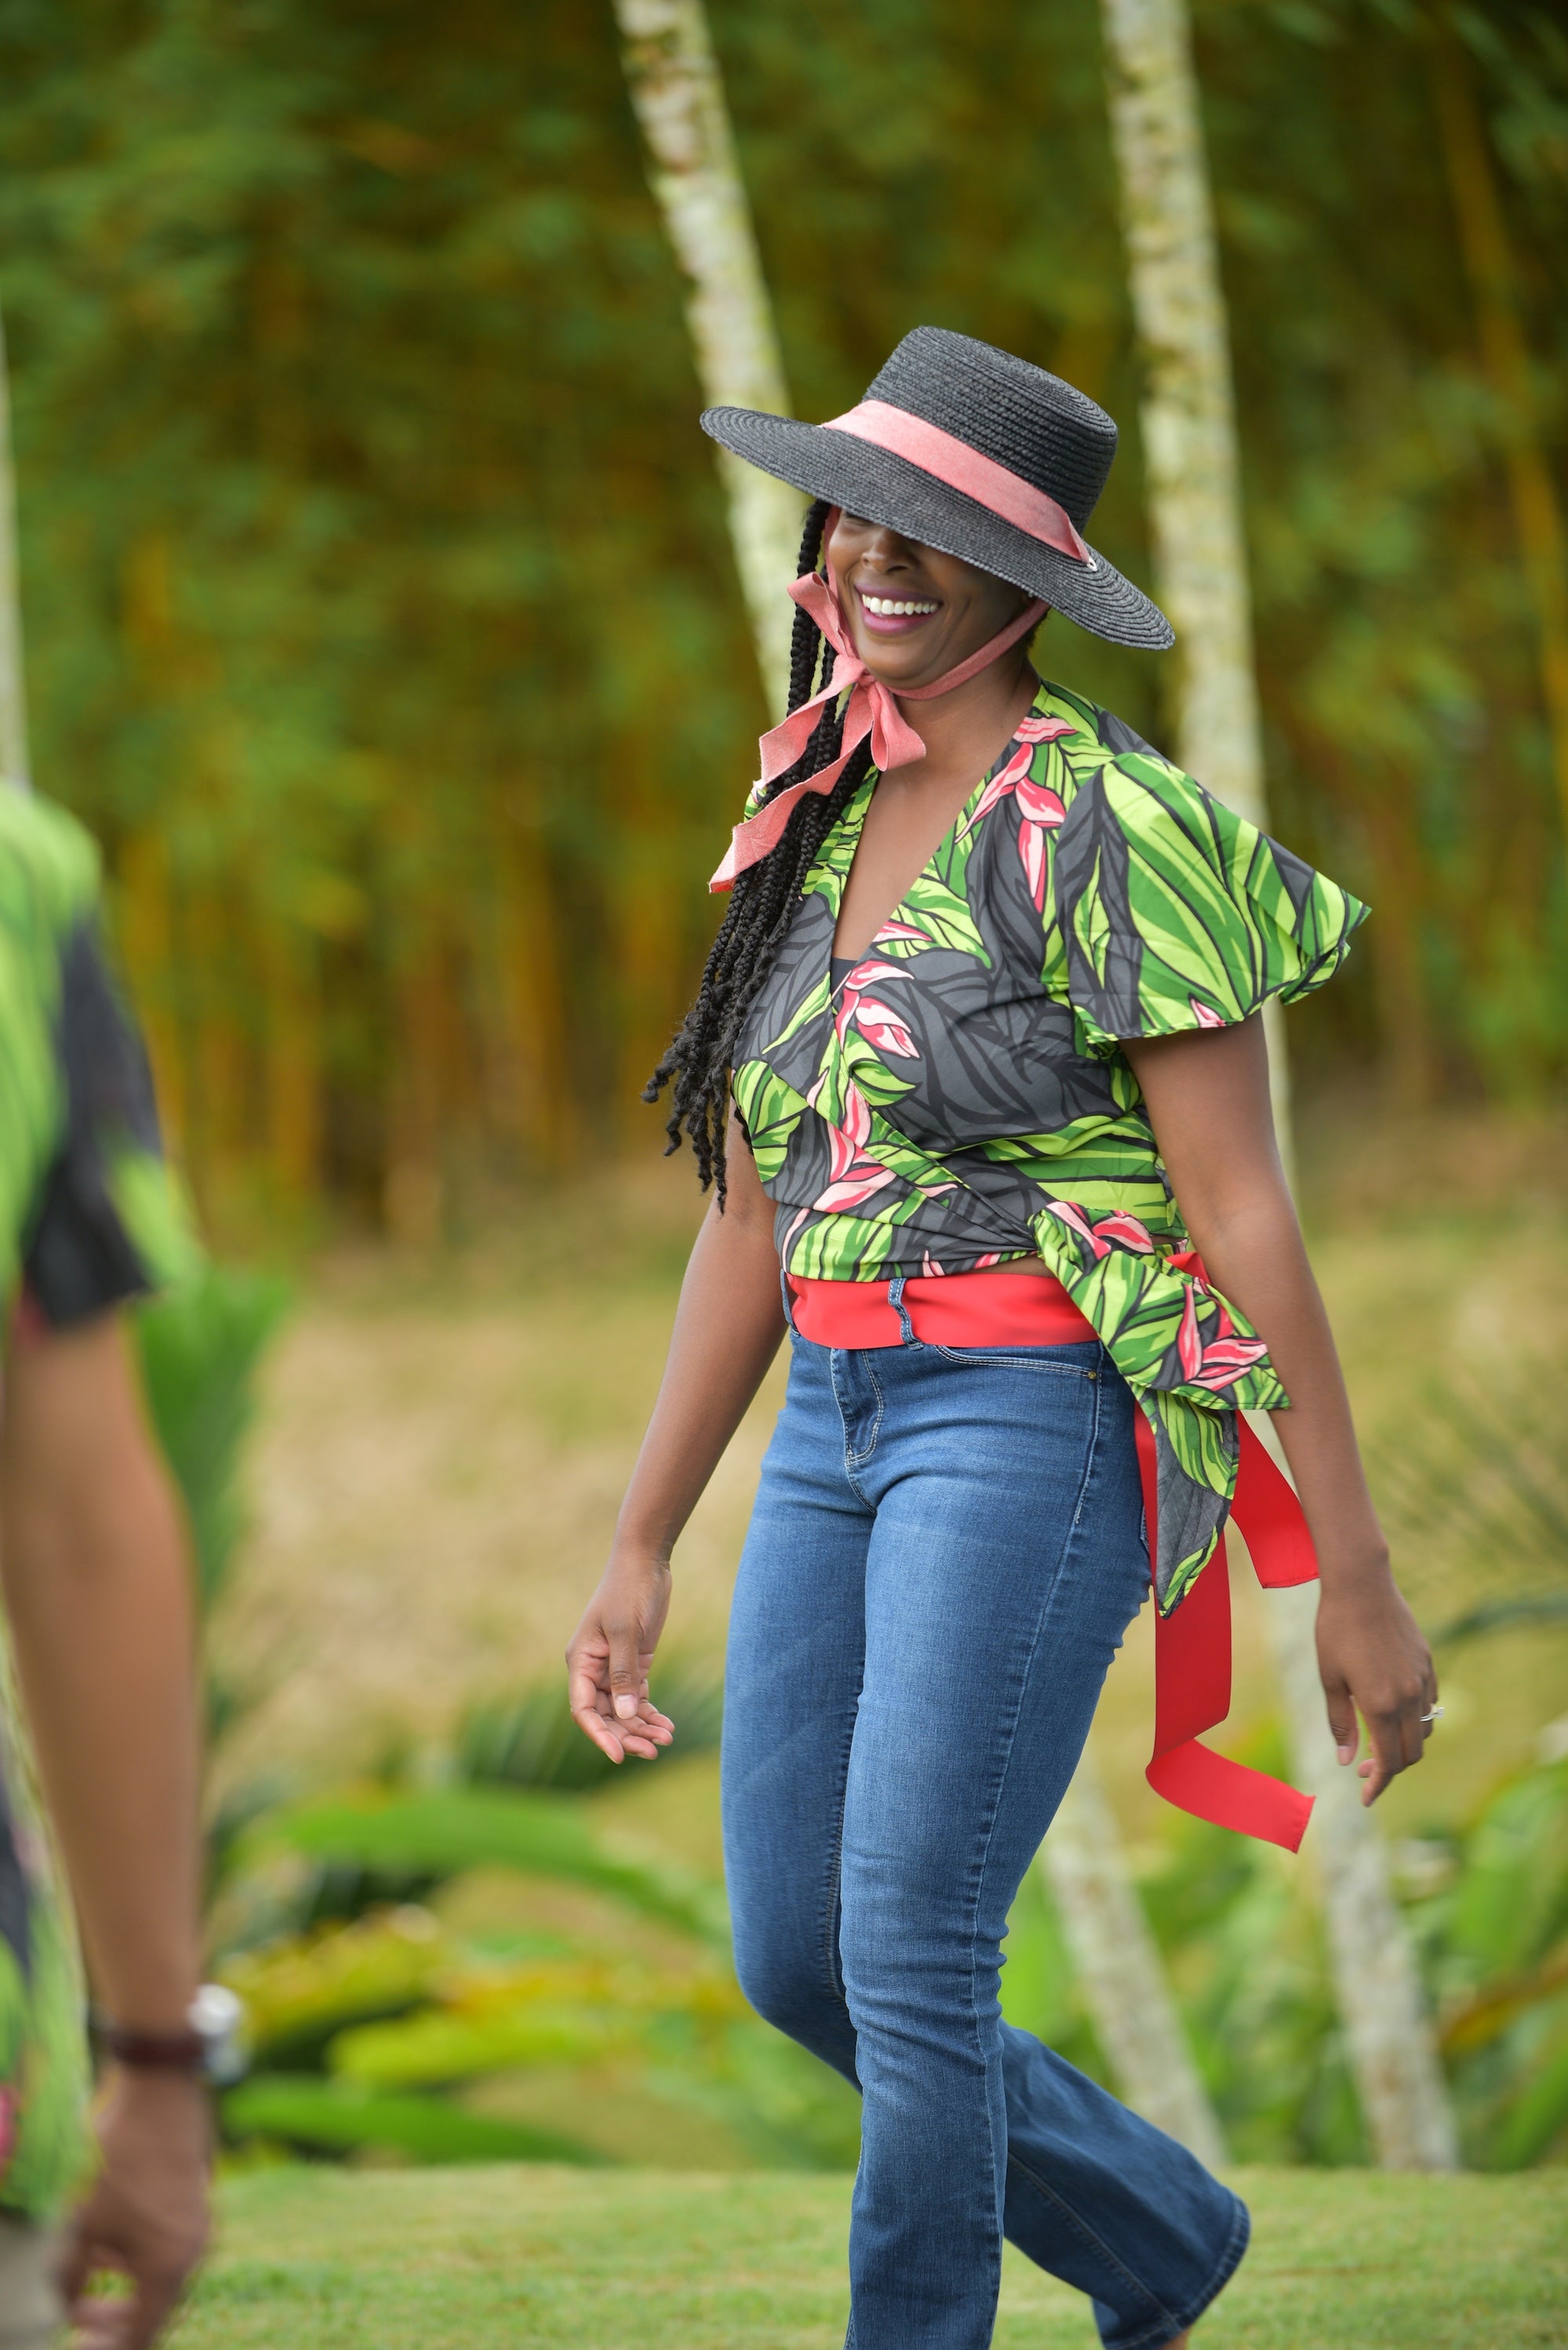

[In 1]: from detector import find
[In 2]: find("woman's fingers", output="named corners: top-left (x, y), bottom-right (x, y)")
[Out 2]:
top-left (1355, 1685), bottom-right (1432, 1800)
top-left (567, 1640), bottom-right (628, 1759)
top-left (567, 1561), bottom-right (675, 1757)
top-left (1317, 1581), bottom-right (1438, 1803)
top-left (605, 1613), bottom-right (649, 1721)
top-left (566, 1625), bottom-right (676, 1764)
top-left (1321, 1664), bottom-right (1358, 1767)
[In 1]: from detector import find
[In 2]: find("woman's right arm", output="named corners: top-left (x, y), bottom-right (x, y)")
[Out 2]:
top-left (566, 1117), bottom-right (786, 1762)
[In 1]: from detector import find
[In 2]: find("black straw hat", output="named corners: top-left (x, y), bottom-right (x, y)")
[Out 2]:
top-left (702, 325), bottom-right (1173, 652)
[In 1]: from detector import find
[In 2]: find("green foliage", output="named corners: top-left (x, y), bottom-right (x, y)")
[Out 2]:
top-left (222, 2076), bottom-right (597, 2166)
top-left (1409, 1756), bottom-right (1568, 2169)
top-left (135, 1264), bottom-right (290, 1618)
top-left (239, 1785), bottom-right (731, 1949)
top-left (215, 1726), bottom-right (1568, 2174)
top-left (1366, 1343), bottom-right (1568, 1654)
top-left (1003, 1742), bottom-right (1568, 2170)
top-left (1140, 1809), bottom-right (1367, 2166)
top-left (134, 1260), bottom-right (289, 1782)
top-left (211, 1687), bottom-right (860, 2174)
top-left (1239, 1748), bottom-right (1568, 2169)
top-left (0, 2), bottom-right (1563, 1227)
top-left (996, 1862), bottom-right (1109, 2087)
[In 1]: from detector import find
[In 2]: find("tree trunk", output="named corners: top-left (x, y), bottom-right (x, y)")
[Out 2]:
top-left (612, 0), bottom-right (804, 708)
top-left (1099, 0), bottom-right (1460, 2170)
top-left (1425, 3), bottom-right (1568, 865)
top-left (618, 0), bottom-right (1222, 2167)
top-left (0, 303), bottom-right (29, 790)
top-left (1039, 1756), bottom-right (1226, 2167)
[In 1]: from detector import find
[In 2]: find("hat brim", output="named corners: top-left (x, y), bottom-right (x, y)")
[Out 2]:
top-left (702, 408), bottom-right (1174, 652)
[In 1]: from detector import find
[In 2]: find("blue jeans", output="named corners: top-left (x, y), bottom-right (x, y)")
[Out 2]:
top-left (721, 1324), bottom-right (1248, 2350)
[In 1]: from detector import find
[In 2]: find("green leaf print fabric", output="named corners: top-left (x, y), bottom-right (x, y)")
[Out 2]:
top-left (731, 681), bottom-right (1368, 1616)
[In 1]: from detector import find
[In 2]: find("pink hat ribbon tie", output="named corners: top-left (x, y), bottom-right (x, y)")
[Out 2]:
top-left (711, 563), bottom-right (1047, 891)
top-left (711, 401), bottom-right (1094, 892)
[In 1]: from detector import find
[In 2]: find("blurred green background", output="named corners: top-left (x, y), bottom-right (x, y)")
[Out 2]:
top-left (3, 0), bottom-right (1566, 1230)
top-left (4, 0), bottom-right (1567, 2191)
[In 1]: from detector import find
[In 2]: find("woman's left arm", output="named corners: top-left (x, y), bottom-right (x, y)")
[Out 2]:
top-left (1121, 1012), bottom-right (1436, 1804)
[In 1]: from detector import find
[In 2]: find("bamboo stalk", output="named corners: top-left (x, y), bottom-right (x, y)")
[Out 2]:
top-left (1425, 4), bottom-right (1568, 863)
top-left (612, 0), bottom-right (804, 709)
top-left (1098, 0), bottom-right (1459, 2169)
top-left (262, 921), bottom-right (321, 1205)
top-left (0, 303), bottom-right (30, 790)
top-left (1039, 1756), bottom-right (1226, 2167)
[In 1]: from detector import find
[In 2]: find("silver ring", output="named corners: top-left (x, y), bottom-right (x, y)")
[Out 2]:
top-left (1421, 1705), bottom-right (1444, 1723)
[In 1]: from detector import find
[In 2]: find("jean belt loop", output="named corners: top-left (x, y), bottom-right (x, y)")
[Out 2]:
top-left (887, 1273), bottom-right (918, 1348)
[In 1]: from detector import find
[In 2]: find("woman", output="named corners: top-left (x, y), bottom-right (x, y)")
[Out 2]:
top-left (567, 327), bottom-right (1436, 2350)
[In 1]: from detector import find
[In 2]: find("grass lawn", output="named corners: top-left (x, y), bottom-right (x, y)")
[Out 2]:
top-left (177, 2163), bottom-right (1567, 2348)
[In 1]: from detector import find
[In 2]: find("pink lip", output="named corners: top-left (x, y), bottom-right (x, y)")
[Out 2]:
top-left (855, 583), bottom-right (942, 638)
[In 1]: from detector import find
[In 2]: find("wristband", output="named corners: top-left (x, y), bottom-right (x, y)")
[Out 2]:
top-left (94, 1985), bottom-right (246, 2085)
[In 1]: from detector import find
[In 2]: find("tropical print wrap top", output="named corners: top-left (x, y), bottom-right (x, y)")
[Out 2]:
top-left (731, 678), bottom-right (1368, 1618)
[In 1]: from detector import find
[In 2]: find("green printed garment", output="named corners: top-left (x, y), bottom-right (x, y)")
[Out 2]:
top-left (731, 680), bottom-right (1367, 1615)
top-left (0, 785), bottom-right (194, 2218)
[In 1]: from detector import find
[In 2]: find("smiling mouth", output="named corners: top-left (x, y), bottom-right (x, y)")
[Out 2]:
top-left (855, 585), bottom-right (940, 634)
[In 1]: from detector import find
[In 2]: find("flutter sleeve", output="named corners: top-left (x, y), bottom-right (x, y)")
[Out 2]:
top-left (20, 917), bottom-right (198, 1331)
top-left (1053, 735), bottom-right (1369, 1059)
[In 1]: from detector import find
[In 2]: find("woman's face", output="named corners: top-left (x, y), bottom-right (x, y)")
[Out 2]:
top-left (826, 511), bottom-right (1033, 690)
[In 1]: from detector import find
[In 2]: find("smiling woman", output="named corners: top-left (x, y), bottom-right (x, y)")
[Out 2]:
top-left (565, 326), bottom-right (1437, 2350)
top-left (815, 513), bottom-right (1042, 964)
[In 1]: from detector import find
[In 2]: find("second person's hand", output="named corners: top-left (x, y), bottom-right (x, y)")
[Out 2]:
top-left (60, 2068), bottom-right (210, 2349)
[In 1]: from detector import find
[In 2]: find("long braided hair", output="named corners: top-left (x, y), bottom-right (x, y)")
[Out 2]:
top-left (644, 498), bottom-right (873, 1204)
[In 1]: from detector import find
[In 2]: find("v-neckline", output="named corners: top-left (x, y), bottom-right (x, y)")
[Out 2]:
top-left (825, 690), bottom-right (1040, 983)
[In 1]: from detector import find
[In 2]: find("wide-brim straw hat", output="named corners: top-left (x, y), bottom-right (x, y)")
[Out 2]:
top-left (702, 325), bottom-right (1173, 652)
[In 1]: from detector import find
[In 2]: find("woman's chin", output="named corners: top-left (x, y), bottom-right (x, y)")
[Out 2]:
top-left (855, 631), bottom-right (956, 688)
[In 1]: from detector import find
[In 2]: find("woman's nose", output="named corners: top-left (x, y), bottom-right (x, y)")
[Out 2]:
top-left (860, 525), bottom-right (915, 567)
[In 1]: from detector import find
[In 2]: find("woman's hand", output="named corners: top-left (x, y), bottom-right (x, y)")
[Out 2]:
top-left (1123, 1017), bottom-right (1439, 1800)
top-left (565, 1550), bottom-right (676, 1764)
top-left (1315, 1559), bottom-right (1438, 1805)
top-left (564, 1115), bottom-right (786, 1764)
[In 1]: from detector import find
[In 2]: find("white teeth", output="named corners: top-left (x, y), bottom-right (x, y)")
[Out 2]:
top-left (861, 594), bottom-right (938, 616)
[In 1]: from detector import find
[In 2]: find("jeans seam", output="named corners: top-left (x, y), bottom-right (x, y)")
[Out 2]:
top-left (1154, 2194), bottom-right (1250, 2347)
top-left (820, 1713), bottom-right (856, 2014)
top-left (844, 1357), bottom-right (885, 1476)
top-left (926, 1344), bottom-right (1097, 1376)
top-left (1004, 2150), bottom-right (1185, 2336)
top-left (949, 1366), bottom-right (1107, 2334)
top-left (1101, 2192), bottom-right (1250, 2350)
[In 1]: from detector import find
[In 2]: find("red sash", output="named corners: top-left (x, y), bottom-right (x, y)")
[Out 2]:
top-left (786, 1268), bottom-right (1319, 1851)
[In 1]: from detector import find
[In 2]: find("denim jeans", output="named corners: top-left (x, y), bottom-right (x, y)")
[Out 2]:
top-left (721, 1325), bottom-right (1248, 2350)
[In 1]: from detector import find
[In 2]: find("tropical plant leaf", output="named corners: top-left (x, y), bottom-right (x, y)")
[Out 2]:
top-left (1490, 2026), bottom-right (1568, 2170)
top-left (241, 1789), bottom-right (730, 1949)
top-left (328, 2001), bottom-right (616, 2089)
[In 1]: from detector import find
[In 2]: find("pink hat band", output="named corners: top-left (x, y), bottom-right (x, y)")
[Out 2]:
top-left (822, 401), bottom-right (1094, 568)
